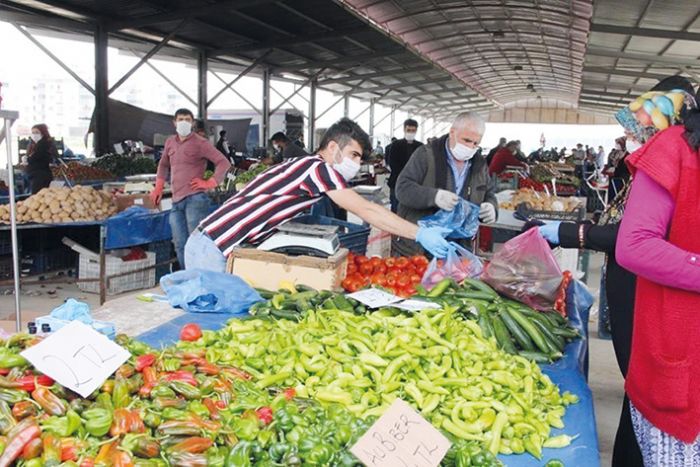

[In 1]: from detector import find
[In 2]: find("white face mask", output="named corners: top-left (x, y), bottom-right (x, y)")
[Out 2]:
top-left (175, 120), bottom-right (192, 137)
top-left (405, 132), bottom-right (416, 142)
top-left (451, 142), bottom-right (478, 161)
top-left (333, 150), bottom-right (361, 181)
top-left (626, 138), bottom-right (642, 153)
top-left (30, 133), bottom-right (42, 143)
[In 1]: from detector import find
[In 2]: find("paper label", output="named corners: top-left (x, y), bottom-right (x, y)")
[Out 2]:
top-left (346, 288), bottom-right (402, 309)
top-left (350, 399), bottom-right (451, 467)
top-left (21, 321), bottom-right (130, 397)
top-left (394, 299), bottom-right (442, 312)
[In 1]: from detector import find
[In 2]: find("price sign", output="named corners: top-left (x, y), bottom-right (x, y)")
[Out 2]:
top-left (21, 321), bottom-right (130, 397)
top-left (394, 299), bottom-right (441, 312)
top-left (346, 288), bottom-right (402, 309)
top-left (350, 399), bottom-right (451, 467)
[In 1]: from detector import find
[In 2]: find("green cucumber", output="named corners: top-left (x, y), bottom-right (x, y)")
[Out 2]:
top-left (333, 295), bottom-right (354, 312)
top-left (528, 315), bottom-right (566, 351)
top-left (270, 309), bottom-right (301, 321)
top-left (295, 284), bottom-right (317, 292)
top-left (518, 350), bottom-right (552, 363)
top-left (499, 309), bottom-right (535, 351)
top-left (254, 288), bottom-right (275, 299)
top-left (460, 279), bottom-right (498, 297)
top-left (490, 314), bottom-right (517, 354)
top-left (477, 311), bottom-right (494, 339)
top-left (506, 307), bottom-right (550, 354)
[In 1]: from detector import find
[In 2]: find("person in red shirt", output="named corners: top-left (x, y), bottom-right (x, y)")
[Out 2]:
top-left (488, 140), bottom-right (527, 175)
top-left (150, 108), bottom-right (231, 269)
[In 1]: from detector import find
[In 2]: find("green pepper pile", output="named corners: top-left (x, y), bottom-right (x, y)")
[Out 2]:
top-left (184, 305), bottom-right (579, 459)
top-left (0, 328), bottom-right (500, 466)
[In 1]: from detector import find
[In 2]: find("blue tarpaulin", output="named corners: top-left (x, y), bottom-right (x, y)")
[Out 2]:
top-left (104, 207), bottom-right (171, 249)
top-left (136, 282), bottom-right (600, 467)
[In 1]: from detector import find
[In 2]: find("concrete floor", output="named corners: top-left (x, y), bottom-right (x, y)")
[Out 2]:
top-left (0, 252), bottom-right (624, 466)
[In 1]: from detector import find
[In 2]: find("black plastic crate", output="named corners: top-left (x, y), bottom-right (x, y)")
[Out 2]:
top-left (586, 194), bottom-right (606, 213)
top-left (0, 232), bottom-right (10, 256)
top-left (294, 215), bottom-right (371, 255)
top-left (21, 248), bottom-right (77, 275)
top-left (516, 203), bottom-right (586, 222)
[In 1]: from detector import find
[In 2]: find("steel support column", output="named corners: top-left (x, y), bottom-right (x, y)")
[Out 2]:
top-left (197, 50), bottom-right (207, 119)
top-left (308, 79), bottom-right (317, 150)
top-left (390, 106), bottom-right (395, 137)
top-left (343, 95), bottom-right (350, 118)
top-left (262, 68), bottom-right (271, 145)
top-left (94, 22), bottom-right (110, 154)
top-left (368, 99), bottom-right (376, 139)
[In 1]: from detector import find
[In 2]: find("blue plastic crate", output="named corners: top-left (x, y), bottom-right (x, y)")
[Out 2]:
top-left (294, 215), bottom-right (370, 255)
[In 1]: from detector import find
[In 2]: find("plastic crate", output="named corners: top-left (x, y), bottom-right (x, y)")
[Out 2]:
top-left (516, 203), bottom-right (586, 222)
top-left (22, 248), bottom-right (77, 274)
top-left (78, 251), bottom-right (155, 295)
top-left (0, 257), bottom-right (13, 279)
top-left (294, 215), bottom-right (370, 255)
top-left (0, 232), bottom-right (10, 256)
top-left (146, 240), bottom-right (173, 281)
top-left (586, 194), bottom-right (606, 213)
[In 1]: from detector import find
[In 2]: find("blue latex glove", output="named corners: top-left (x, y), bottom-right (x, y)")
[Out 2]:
top-left (538, 221), bottom-right (562, 245)
top-left (416, 226), bottom-right (452, 258)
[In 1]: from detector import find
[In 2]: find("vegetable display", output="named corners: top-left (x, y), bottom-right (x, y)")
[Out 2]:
top-left (0, 329), bottom-right (501, 466)
top-left (51, 162), bottom-right (115, 182)
top-left (0, 186), bottom-right (118, 224)
top-left (189, 304), bottom-right (579, 459)
top-left (92, 154), bottom-right (157, 177)
top-left (342, 253), bottom-right (428, 296)
top-left (235, 164), bottom-right (268, 186)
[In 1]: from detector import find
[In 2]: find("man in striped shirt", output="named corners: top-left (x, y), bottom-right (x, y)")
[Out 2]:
top-left (184, 118), bottom-right (452, 272)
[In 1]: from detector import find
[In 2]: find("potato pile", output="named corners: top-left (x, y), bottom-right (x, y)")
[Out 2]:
top-left (500, 188), bottom-right (582, 212)
top-left (0, 186), bottom-right (118, 224)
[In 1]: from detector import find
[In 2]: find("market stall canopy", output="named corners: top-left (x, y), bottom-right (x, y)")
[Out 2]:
top-left (2, 0), bottom-right (699, 121)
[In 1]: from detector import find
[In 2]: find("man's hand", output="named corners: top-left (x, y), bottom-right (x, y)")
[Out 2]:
top-left (191, 178), bottom-right (218, 191)
top-left (479, 202), bottom-right (497, 224)
top-left (435, 190), bottom-right (459, 211)
top-left (415, 226), bottom-right (452, 258)
top-left (149, 179), bottom-right (165, 205)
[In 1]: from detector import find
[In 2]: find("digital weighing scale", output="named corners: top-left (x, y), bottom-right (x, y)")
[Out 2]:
top-left (257, 222), bottom-right (340, 258)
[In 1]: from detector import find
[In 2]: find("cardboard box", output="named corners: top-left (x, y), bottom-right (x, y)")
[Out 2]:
top-left (115, 193), bottom-right (159, 212)
top-left (227, 248), bottom-right (348, 291)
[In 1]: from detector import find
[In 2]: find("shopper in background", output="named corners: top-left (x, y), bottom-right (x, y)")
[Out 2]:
top-left (488, 140), bottom-right (528, 175)
top-left (150, 108), bottom-right (231, 269)
top-left (596, 145), bottom-right (606, 170)
top-left (486, 136), bottom-right (506, 166)
top-left (392, 112), bottom-right (498, 257)
top-left (387, 119), bottom-right (423, 212)
top-left (374, 140), bottom-right (384, 156)
top-left (26, 123), bottom-right (56, 194)
top-left (535, 76), bottom-right (697, 467)
top-left (605, 137), bottom-right (630, 201)
top-left (184, 118), bottom-right (452, 272)
top-left (616, 99), bottom-right (700, 467)
top-left (270, 132), bottom-right (308, 159)
top-left (216, 130), bottom-right (232, 162)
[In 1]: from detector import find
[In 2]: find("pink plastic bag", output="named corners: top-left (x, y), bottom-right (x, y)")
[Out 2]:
top-left (422, 244), bottom-right (483, 290)
top-left (481, 228), bottom-right (562, 310)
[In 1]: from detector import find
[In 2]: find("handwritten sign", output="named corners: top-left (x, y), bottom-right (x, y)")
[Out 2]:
top-left (21, 321), bottom-right (130, 397)
top-left (394, 299), bottom-right (442, 313)
top-left (350, 399), bottom-right (451, 467)
top-left (347, 288), bottom-right (402, 309)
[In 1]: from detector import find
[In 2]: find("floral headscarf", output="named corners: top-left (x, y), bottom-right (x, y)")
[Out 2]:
top-left (615, 89), bottom-right (697, 144)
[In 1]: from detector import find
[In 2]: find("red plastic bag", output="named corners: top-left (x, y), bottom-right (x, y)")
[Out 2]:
top-left (422, 244), bottom-right (483, 290)
top-left (481, 228), bottom-right (562, 310)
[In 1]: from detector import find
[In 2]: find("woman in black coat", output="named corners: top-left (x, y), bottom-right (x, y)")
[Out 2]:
top-left (26, 124), bottom-right (56, 194)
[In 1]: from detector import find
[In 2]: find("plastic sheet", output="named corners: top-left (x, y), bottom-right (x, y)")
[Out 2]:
top-left (104, 207), bottom-right (171, 249)
top-left (418, 199), bottom-right (480, 239)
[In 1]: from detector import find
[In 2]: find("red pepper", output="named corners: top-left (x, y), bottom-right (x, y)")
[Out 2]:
top-left (112, 450), bottom-right (135, 467)
top-left (11, 401), bottom-right (37, 420)
top-left (202, 398), bottom-right (221, 419)
top-left (139, 366), bottom-right (157, 397)
top-left (162, 371), bottom-right (197, 386)
top-left (196, 362), bottom-right (220, 376)
top-left (255, 407), bottom-right (273, 425)
top-left (31, 387), bottom-right (66, 416)
top-left (221, 367), bottom-right (252, 381)
top-left (283, 388), bottom-right (296, 401)
top-left (61, 438), bottom-right (80, 462)
top-left (179, 323), bottom-right (202, 342)
top-left (134, 354), bottom-right (156, 372)
top-left (0, 418), bottom-right (41, 467)
top-left (20, 437), bottom-right (42, 460)
top-left (80, 458), bottom-right (95, 467)
top-left (0, 370), bottom-right (9, 376)
top-left (110, 408), bottom-right (146, 437)
top-left (13, 375), bottom-right (54, 392)
top-left (168, 437), bottom-right (213, 454)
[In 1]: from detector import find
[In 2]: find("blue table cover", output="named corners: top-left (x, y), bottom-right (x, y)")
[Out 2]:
top-left (136, 282), bottom-right (600, 467)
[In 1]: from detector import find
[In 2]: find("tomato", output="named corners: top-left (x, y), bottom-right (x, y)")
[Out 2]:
top-left (374, 263), bottom-right (387, 274)
top-left (397, 276), bottom-right (410, 287)
top-left (369, 257), bottom-right (383, 269)
top-left (386, 276), bottom-right (397, 287)
top-left (359, 263), bottom-right (374, 276)
top-left (355, 255), bottom-right (370, 265)
top-left (384, 257), bottom-right (396, 268)
top-left (415, 264), bottom-right (427, 275)
top-left (396, 257), bottom-right (410, 268)
top-left (347, 263), bottom-right (357, 274)
top-left (396, 287), bottom-right (412, 298)
top-left (370, 273), bottom-right (386, 286)
top-left (411, 255), bottom-right (429, 267)
top-left (341, 278), bottom-right (353, 291)
top-left (404, 284), bottom-right (417, 296)
top-left (180, 323), bottom-right (203, 342)
top-left (410, 274), bottom-right (421, 284)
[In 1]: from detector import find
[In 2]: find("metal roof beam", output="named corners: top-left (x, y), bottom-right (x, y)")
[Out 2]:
top-left (590, 23), bottom-right (700, 42)
top-left (108, 0), bottom-right (274, 30)
top-left (212, 27), bottom-right (366, 55)
top-left (272, 51), bottom-right (407, 72)
top-left (586, 47), bottom-right (700, 67)
top-left (348, 77), bottom-right (454, 95)
top-left (0, 5), bottom-right (93, 32)
top-left (582, 79), bottom-right (652, 93)
top-left (583, 66), bottom-right (671, 81)
top-left (319, 65), bottom-right (435, 85)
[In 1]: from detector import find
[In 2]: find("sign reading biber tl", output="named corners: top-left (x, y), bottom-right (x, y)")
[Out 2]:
top-left (21, 321), bottom-right (131, 397)
top-left (350, 399), bottom-right (451, 467)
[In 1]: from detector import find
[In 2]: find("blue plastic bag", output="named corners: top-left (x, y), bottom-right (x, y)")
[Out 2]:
top-left (50, 299), bottom-right (93, 324)
top-left (418, 199), bottom-right (480, 239)
top-left (160, 269), bottom-right (262, 314)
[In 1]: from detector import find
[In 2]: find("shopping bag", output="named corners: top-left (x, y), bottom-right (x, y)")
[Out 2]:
top-left (421, 243), bottom-right (483, 290)
top-left (418, 199), bottom-right (480, 239)
top-left (160, 269), bottom-right (262, 314)
top-left (481, 228), bottom-right (562, 310)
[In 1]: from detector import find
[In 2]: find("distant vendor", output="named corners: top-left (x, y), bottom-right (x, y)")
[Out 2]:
top-left (184, 118), bottom-right (452, 272)
top-left (270, 132), bottom-right (308, 159)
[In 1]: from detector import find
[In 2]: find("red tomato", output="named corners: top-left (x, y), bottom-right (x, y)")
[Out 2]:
top-left (386, 276), bottom-right (397, 287)
top-left (403, 264), bottom-right (416, 274)
top-left (369, 257), bottom-right (383, 269)
top-left (384, 257), bottom-right (396, 268)
top-left (397, 276), bottom-right (410, 287)
top-left (341, 278), bottom-right (353, 291)
top-left (412, 255), bottom-right (429, 267)
top-left (396, 257), bottom-right (410, 268)
top-left (404, 284), bottom-right (417, 296)
top-left (374, 263), bottom-right (387, 274)
top-left (355, 255), bottom-right (370, 265)
top-left (410, 274), bottom-right (421, 284)
top-left (359, 263), bottom-right (374, 276)
top-left (180, 323), bottom-right (203, 342)
top-left (416, 264), bottom-right (427, 275)
top-left (370, 273), bottom-right (387, 286)
top-left (347, 263), bottom-right (357, 274)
